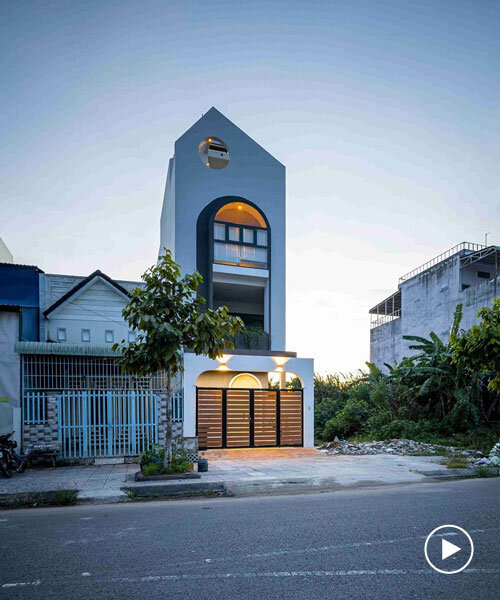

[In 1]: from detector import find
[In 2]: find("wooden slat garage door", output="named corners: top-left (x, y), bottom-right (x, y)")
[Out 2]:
top-left (280, 390), bottom-right (303, 446)
top-left (226, 389), bottom-right (251, 447)
top-left (254, 390), bottom-right (277, 446)
top-left (197, 388), bottom-right (302, 449)
top-left (196, 389), bottom-right (223, 448)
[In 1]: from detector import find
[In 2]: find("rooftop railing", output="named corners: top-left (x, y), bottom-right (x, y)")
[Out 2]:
top-left (399, 242), bottom-right (486, 284)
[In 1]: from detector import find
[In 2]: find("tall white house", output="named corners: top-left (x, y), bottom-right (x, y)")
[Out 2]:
top-left (160, 108), bottom-right (314, 448)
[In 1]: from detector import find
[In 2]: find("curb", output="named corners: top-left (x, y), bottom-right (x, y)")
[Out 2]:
top-left (416, 467), bottom-right (500, 480)
top-left (122, 481), bottom-right (228, 498)
top-left (0, 489), bottom-right (78, 508)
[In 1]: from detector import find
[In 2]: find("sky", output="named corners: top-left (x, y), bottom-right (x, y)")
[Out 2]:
top-left (1, 0), bottom-right (499, 374)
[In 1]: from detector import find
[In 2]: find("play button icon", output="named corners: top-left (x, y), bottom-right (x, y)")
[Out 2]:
top-left (424, 525), bottom-right (474, 574)
top-left (442, 539), bottom-right (461, 560)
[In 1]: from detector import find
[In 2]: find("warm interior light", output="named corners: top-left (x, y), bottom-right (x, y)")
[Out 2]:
top-left (217, 364), bottom-right (230, 371)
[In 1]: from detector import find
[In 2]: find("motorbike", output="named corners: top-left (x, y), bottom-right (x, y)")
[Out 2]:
top-left (0, 431), bottom-right (26, 478)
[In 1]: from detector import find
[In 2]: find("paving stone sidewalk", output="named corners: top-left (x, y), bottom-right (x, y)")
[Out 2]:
top-left (0, 450), bottom-right (456, 502)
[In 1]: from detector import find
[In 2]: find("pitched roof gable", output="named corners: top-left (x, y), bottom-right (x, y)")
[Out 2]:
top-left (176, 107), bottom-right (285, 168)
top-left (44, 270), bottom-right (130, 317)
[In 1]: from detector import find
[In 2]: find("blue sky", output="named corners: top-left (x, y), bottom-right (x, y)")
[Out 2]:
top-left (1, 0), bottom-right (499, 372)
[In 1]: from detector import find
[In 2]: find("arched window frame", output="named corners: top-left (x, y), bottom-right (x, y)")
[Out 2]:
top-left (196, 197), bottom-right (271, 313)
top-left (228, 372), bottom-right (263, 389)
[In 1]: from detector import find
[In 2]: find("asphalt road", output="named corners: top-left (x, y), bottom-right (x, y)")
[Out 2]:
top-left (1, 478), bottom-right (499, 600)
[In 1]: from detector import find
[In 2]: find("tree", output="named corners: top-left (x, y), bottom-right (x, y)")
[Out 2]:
top-left (113, 250), bottom-right (243, 466)
top-left (452, 298), bottom-right (500, 392)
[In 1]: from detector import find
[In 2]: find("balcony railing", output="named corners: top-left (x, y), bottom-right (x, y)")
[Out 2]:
top-left (213, 220), bottom-right (268, 270)
top-left (370, 310), bottom-right (401, 329)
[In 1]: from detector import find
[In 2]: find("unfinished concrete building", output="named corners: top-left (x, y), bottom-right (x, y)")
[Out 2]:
top-left (370, 242), bottom-right (499, 369)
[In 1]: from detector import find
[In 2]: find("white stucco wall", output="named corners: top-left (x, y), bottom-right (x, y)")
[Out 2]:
top-left (159, 108), bottom-right (287, 350)
top-left (183, 352), bottom-right (314, 447)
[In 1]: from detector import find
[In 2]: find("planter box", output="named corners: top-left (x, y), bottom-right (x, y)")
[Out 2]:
top-left (135, 471), bottom-right (201, 482)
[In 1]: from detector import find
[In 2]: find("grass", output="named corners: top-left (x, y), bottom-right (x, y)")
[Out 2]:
top-left (478, 466), bottom-right (500, 478)
top-left (51, 489), bottom-right (78, 505)
top-left (141, 458), bottom-right (190, 476)
top-left (439, 455), bottom-right (470, 469)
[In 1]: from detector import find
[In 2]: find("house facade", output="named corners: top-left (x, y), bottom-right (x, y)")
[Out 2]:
top-left (160, 108), bottom-right (314, 448)
top-left (370, 242), bottom-right (499, 369)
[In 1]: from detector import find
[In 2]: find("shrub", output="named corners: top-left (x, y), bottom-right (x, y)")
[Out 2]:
top-left (315, 397), bottom-right (345, 439)
top-left (323, 398), bottom-right (370, 440)
top-left (140, 444), bottom-right (165, 466)
top-left (141, 449), bottom-right (190, 475)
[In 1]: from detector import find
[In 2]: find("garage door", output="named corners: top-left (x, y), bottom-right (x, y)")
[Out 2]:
top-left (196, 388), bottom-right (303, 449)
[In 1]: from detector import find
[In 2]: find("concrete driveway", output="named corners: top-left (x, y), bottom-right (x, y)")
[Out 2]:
top-left (0, 448), bottom-right (454, 502)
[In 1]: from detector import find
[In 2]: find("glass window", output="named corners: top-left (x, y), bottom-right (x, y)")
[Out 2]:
top-left (57, 328), bottom-right (66, 342)
top-left (214, 223), bottom-right (225, 241)
top-left (228, 226), bottom-right (240, 242)
top-left (214, 242), bottom-right (240, 264)
top-left (477, 271), bottom-right (490, 279)
top-left (241, 246), bottom-right (267, 266)
top-left (105, 330), bottom-right (114, 343)
top-left (81, 329), bottom-right (90, 342)
top-left (256, 229), bottom-right (268, 246)
top-left (243, 228), bottom-right (254, 244)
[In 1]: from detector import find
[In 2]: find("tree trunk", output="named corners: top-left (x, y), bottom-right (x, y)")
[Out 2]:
top-left (164, 368), bottom-right (173, 467)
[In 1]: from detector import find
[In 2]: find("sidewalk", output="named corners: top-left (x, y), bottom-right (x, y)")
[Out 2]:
top-left (0, 449), bottom-right (461, 505)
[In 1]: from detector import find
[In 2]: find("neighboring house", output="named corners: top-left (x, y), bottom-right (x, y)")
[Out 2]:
top-left (370, 242), bottom-right (499, 369)
top-left (40, 270), bottom-right (140, 345)
top-left (0, 262), bottom-right (43, 446)
top-left (159, 107), bottom-right (314, 448)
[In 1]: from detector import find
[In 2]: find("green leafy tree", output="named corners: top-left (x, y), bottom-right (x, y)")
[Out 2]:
top-left (452, 298), bottom-right (500, 392)
top-left (114, 250), bottom-right (243, 465)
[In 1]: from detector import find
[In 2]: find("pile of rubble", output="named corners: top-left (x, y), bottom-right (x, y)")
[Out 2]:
top-left (319, 438), bottom-right (482, 457)
top-left (475, 439), bottom-right (500, 467)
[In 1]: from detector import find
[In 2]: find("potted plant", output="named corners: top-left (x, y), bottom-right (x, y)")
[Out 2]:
top-left (198, 451), bottom-right (208, 472)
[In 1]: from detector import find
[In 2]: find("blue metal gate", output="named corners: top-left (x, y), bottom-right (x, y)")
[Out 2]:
top-left (58, 390), bottom-right (159, 458)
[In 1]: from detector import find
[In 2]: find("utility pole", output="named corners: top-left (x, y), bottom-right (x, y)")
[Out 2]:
top-left (485, 232), bottom-right (490, 246)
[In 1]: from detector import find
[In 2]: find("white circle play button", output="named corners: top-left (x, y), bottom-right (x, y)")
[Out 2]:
top-left (424, 525), bottom-right (474, 574)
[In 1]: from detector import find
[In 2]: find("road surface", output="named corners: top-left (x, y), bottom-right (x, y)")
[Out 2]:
top-left (1, 478), bottom-right (499, 599)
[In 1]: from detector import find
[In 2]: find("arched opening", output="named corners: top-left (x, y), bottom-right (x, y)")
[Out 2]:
top-left (229, 373), bottom-right (262, 389)
top-left (268, 371), bottom-right (304, 390)
top-left (213, 201), bottom-right (268, 269)
top-left (196, 197), bottom-right (271, 347)
top-left (215, 202), bottom-right (266, 228)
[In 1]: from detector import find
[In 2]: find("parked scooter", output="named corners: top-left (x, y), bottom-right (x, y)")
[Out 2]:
top-left (0, 431), bottom-right (26, 478)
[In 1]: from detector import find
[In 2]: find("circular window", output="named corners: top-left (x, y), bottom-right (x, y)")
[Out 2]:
top-left (199, 137), bottom-right (230, 170)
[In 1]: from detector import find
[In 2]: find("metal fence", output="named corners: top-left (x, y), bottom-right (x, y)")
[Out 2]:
top-left (58, 390), bottom-right (159, 458)
top-left (22, 354), bottom-right (167, 392)
top-left (23, 391), bottom-right (47, 424)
